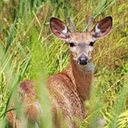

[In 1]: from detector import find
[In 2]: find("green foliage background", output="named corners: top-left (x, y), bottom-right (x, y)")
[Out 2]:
top-left (0, 0), bottom-right (128, 127)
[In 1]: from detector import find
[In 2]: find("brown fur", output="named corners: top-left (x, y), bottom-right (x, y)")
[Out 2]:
top-left (7, 47), bottom-right (93, 128)
top-left (7, 16), bottom-right (112, 128)
top-left (7, 80), bottom-right (40, 128)
top-left (48, 58), bottom-right (93, 128)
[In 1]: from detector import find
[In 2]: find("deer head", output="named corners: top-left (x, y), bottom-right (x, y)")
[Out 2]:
top-left (50, 16), bottom-right (112, 66)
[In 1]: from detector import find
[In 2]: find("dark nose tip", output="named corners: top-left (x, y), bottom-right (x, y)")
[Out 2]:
top-left (78, 55), bottom-right (88, 65)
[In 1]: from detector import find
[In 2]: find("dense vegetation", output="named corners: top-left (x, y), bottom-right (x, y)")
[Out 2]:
top-left (0, 0), bottom-right (128, 127)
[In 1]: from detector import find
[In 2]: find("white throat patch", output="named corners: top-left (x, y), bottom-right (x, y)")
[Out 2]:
top-left (86, 62), bottom-right (94, 73)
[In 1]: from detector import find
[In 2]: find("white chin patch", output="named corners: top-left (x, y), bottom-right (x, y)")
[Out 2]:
top-left (95, 23), bottom-right (101, 33)
top-left (86, 62), bottom-right (94, 73)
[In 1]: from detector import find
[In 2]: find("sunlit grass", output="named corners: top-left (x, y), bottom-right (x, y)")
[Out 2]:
top-left (0, 0), bottom-right (128, 128)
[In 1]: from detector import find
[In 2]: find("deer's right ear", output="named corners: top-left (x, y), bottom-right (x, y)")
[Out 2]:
top-left (92, 16), bottom-right (112, 39)
top-left (50, 17), bottom-right (70, 40)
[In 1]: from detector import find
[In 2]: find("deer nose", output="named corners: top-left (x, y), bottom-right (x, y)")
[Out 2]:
top-left (78, 54), bottom-right (88, 65)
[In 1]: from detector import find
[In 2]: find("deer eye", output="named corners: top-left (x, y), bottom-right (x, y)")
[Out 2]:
top-left (69, 42), bottom-right (76, 47)
top-left (89, 42), bottom-right (94, 46)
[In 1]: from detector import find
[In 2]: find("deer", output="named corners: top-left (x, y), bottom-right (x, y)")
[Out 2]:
top-left (7, 16), bottom-right (112, 128)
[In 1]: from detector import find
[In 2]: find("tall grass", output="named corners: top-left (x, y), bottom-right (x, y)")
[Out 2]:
top-left (0, 0), bottom-right (128, 127)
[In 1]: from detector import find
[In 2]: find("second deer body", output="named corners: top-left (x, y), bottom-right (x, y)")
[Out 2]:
top-left (7, 16), bottom-right (112, 128)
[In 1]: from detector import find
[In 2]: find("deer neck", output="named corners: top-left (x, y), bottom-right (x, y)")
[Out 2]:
top-left (66, 57), bottom-right (94, 101)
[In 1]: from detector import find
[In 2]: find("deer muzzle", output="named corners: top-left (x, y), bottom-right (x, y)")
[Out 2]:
top-left (77, 54), bottom-right (88, 65)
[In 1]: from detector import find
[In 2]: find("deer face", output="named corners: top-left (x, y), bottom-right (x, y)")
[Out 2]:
top-left (50, 16), bottom-right (112, 65)
top-left (66, 32), bottom-right (95, 65)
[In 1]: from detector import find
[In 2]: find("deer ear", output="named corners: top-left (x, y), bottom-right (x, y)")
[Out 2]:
top-left (50, 17), bottom-right (70, 40)
top-left (92, 16), bottom-right (112, 39)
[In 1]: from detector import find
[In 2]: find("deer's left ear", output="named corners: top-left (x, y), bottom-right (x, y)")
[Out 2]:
top-left (50, 17), bottom-right (70, 40)
top-left (92, 16), bottom-right (112, 39)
